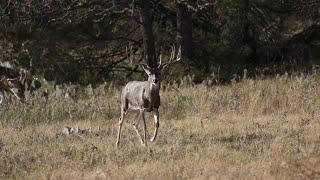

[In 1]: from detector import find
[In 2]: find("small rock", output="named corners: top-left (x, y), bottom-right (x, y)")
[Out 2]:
top-left (62, 126), bottom-right (72, 135)
top-left (62, 126), bottom-right (94, 136)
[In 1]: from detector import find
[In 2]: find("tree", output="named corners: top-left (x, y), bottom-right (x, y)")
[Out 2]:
top-left (241, 0), bottom-right (258, 65)
top-left (137, 0), bottom-right (157, 68)
top-left (176, 0), bottom-right (193, 61)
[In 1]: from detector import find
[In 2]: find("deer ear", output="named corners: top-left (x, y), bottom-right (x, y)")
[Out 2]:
top-left (141, 64), bottom-right (150, 73)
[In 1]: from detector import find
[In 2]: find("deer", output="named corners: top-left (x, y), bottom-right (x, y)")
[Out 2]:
top-left (0, 68), bottom-right (27, 104)
top-left (116, 46), bottom-right (182, 148)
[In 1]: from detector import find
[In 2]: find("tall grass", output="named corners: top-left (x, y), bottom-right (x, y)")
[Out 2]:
top-left (0, 73), bottom-right (320, 179)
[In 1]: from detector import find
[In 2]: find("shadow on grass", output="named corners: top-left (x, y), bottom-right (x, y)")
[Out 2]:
top-left (215, 132), bottom-right (274, 144)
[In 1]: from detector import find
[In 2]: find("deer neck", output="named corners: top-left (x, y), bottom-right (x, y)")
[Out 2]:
top-left (144, 80), bottom-right (160, 101)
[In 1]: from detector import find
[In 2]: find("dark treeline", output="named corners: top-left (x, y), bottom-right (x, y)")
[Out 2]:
top-left (0, 0), bottom-right (319, 85)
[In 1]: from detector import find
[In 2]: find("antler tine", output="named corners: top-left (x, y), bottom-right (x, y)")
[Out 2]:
top-left (130, 42), bottom-right (134, 64)
top-left (169, 46), bottom-right (174, 62)
top-left (159, 54), bottom-right (162, 66)
top-left (126, 46), bottom-right (130, 64)
top-left (127, 42), bottom-right (138, 66)
top-left (172, 45), bottom-right (176, 62)
top-left (176, 46), bottom-right (182, 61)
top-left (158, 45), bottom-right (183, 69)
top-left (127, 42), bottom-right (150, 68)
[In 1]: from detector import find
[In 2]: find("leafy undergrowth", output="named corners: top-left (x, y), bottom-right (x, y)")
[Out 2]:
top-left (0, 74), bottom-right (320, 179)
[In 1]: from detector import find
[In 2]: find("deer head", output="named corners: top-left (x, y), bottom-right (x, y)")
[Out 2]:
top-left (128, 45), bottom-right (182, 86)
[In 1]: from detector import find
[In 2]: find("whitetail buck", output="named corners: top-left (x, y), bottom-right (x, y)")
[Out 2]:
top-left (116, 46), bottom-right (182, 147)
top-left (0, 68), bottom-right (27, 104)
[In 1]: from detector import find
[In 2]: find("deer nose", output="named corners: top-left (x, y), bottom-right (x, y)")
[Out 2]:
top-left (153, 79), bottom-right (158, 84)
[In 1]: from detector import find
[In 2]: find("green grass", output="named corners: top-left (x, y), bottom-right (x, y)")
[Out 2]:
top-left (0, 74), bottom-right (320, 179)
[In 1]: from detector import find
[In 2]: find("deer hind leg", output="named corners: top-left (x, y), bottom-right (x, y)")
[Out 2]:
top-left (116, 101), bottom-right (128, 148)
top-left (133, 111), bottom-right (144, 145)
top-left (150, 109), bottom-right (159, 142)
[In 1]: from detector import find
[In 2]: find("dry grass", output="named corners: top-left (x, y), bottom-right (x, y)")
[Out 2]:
top-left (0, 74), bottom-right (320, 179)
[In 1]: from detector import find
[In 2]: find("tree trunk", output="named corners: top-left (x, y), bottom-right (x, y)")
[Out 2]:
top-left (241, 0), bottom-right (258, 65)
top-left (138, 0), bottom-right (156, 68)
top-left (176, 0), bottom-right (193, 61)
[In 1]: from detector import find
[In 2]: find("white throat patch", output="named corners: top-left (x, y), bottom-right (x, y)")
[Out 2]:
top-left (151, 82), bottom-right (160, 89)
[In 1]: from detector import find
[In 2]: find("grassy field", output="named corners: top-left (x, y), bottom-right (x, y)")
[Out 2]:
top-left (1, 74), bottom-right (320, 179)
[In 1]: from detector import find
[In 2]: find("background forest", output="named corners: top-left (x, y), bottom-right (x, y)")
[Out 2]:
top-left (1, 0), bottom-right (319, 85)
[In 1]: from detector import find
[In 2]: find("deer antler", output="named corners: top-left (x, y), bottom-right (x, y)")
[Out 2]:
top-left (127, 42), bottom-right (149, 68)
top-left (126, 42), bottom-right (134, 65)
top-left (158, 46), bottom-right (182, 69)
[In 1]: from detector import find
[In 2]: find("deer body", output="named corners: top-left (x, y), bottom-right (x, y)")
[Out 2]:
top-left (116, 46), bottom-right (181, 148)
top-left (122, 81), bottom-right (160, 111)
top-left (117, 69), bottom-right (161, 147)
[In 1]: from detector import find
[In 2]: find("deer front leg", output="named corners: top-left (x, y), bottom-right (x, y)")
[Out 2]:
top-left (133, 111), bottom-right (144, 145)
top-left (150, 109), bottom-right (159, 142)
top-left (141, 110), bottom-right (147, 146)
